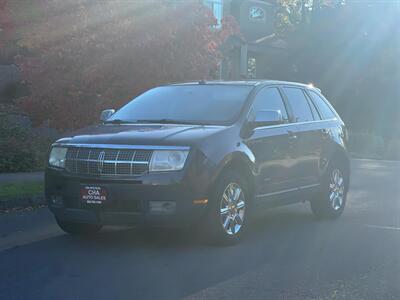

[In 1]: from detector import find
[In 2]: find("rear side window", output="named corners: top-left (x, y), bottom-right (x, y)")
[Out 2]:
top-left (252, 87), bottom-right (289, 122)
top-left (308, 97), bottom-right (321, 120)
top-left (282, 87), bottom-right (314, 122)
top-left (308, 90), bottom-right (336, 120)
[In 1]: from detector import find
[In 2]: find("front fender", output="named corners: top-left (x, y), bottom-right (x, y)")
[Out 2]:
top-left (209, 144), bottom-right (257, 187)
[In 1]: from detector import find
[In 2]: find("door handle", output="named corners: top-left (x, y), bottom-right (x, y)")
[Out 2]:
top-left (321, 129), bottom-right (330, 138)
top-left (288, 131), bottom-right (297, 143)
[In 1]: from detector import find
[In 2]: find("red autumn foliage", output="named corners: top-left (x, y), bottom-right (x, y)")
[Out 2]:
top-left (13, 0), bottom-right (239, 131)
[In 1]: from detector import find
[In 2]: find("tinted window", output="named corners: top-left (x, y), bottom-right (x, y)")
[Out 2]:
top-left (108, 85), bottom-right (253, 125)
top-left (308, 90), bottom-right (336, 119)
top-left (252, 88), bottom-right (288, 121)
top-left (283, 87), bottom-right (314, 122)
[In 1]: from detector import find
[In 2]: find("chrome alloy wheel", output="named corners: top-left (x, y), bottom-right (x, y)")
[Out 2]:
top-left (329, 169), bottom-right (345, 211)
top-left (219, 182), bottom-right (246, 235)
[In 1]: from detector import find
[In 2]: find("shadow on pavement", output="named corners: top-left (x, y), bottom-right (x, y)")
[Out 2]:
top-left (0, 205), bottom-right (326, 299)
top-left (56, 203), bottom-right (318, 250)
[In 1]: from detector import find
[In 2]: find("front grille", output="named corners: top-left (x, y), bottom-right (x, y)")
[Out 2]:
top-left (65, 147), bottom-right (153, 177)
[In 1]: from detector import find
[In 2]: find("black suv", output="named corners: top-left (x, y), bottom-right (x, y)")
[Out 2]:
top-left (46, 81), bottom-right (350, 243)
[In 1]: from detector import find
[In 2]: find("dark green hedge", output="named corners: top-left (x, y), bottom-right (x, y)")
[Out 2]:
top-left (348, 132), bottom-right (400, 160)
top-left (0, 117), bottom-right (52, 172)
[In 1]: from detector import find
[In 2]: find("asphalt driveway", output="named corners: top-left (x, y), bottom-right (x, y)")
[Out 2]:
top-left (0, 159), bottom-right (399, 300)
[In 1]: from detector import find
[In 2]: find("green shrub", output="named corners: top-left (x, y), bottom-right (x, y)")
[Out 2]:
top-left (0, 182), bottom-right (44, 198)
top-left (348, 131), bottom-right (385, 157)
top-left (348, 131), bottom-right (400, 160)
top-left (0, 117), bottom-right (52, 172)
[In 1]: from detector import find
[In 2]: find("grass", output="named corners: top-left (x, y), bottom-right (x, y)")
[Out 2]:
top-left (0, 182), bottom-right (44, 199)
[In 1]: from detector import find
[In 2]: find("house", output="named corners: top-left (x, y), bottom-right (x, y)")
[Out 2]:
top-left (204, 0), bottom-right (288, 80)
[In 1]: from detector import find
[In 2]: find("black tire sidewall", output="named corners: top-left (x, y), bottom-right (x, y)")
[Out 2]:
top-left (312, 161), bottom-right (348, 219)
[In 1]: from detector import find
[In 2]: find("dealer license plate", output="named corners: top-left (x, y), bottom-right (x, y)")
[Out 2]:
top-left (80, 186), bottom-right (108, 204)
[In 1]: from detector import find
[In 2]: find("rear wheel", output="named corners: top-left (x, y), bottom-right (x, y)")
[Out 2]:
top-left (56, 217), bottom-right (102, 235)
top-left (311, 161), bottom-right (349, 219)
top-left (203, 171), bottom-right (249, 245)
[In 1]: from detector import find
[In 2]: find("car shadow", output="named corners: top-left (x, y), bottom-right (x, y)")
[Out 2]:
top-left (0, 203), bottom-right (341, 300)
top-left (61, 203), bottom-right (320, 250)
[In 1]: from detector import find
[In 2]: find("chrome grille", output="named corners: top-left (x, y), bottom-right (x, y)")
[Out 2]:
top-left (65, 147), bottom-right (153, 177)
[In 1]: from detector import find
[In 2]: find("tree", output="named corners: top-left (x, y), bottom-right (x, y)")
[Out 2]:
top-left (14, 0), bottom-right (238, 130)
top-left (0, 0), bottom-right (13, 53)
top-left (279, 0), bottom-right (400, 138)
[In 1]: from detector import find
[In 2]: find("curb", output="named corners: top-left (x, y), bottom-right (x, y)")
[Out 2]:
top-left (0, 194), bottom-right (46, 210)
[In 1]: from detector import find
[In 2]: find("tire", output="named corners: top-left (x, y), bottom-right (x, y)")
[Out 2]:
top-left (202, 171), bottom-right (249, 245)
top-left (56, 217), bottom-right (102, 235)
top-left (311, 160), bottom-right (349, 219)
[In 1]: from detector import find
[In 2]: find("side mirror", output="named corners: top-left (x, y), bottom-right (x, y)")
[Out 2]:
top-left (248, 110), bottom-right (283, 129)
top-left (100, 109), bottom-right (115, 122)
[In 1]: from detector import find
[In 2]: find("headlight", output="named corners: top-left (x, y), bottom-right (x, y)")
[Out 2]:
top-left (48, 147), bottom-right (68, 168)
top-left (149, 150), bottom-right (189, 172)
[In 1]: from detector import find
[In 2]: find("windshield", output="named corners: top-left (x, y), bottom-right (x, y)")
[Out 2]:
top-left (107, 85), bottom-right (253, 125)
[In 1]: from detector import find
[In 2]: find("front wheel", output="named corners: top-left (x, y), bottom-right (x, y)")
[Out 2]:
top-left (311, 161), bottom-right (349, 219)
top-left (203, 171), bottom-right (249, 245)
top-left (56, 217), bottom-right (102, 235)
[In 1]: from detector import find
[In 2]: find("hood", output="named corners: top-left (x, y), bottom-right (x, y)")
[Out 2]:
top-left (55, 124), bottom-right (227, 147)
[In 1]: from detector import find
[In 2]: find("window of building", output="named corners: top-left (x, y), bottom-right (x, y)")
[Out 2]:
top-left (204, 0), bottom-right (223, 28)
top-left (308, 90), bottom-right (336, 120)
top-left (252, 87), bottom-right (289, 122)
top-left (247, 57), bottom-right (256, 79)
top-left (282, 87), bottom-right (314, 123)
top-left (249, 6), bottom-right (266, 22)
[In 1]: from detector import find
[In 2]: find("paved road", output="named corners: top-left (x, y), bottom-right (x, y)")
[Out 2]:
top-left (0, 159), bottom-right (399, 300)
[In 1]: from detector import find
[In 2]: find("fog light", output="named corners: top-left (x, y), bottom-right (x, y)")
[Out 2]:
top-left (193, 199), bottom-right (208, 205)
top-left (50, 195), bottom-right (63, 207)
top-left (149, 201), bottom-right (176, 214)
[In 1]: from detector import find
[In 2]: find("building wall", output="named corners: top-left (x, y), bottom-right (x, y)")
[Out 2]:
top-left (203, 0), bottom-right (284, 80)
top-left (228, 0), bottom-right (276, 42)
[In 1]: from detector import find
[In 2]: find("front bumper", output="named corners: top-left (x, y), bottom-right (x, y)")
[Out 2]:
top-left (45, 168), bottom-right (210, 227)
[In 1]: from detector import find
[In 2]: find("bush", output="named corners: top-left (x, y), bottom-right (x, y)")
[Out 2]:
top-left (348, 132), bottom-right (385, 157)
top-left (14, 1), bottom-right (239, 131)
top-left (0, 116), bottom-right (51, 172)
top-left (348, 131), bottom-right (400, 160)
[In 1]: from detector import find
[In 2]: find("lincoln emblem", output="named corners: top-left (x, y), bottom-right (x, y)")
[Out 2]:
top-left (98, 151), bottom-right (106, 173)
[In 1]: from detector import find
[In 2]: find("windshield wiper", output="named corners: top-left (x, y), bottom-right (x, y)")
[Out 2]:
top-left (105, 118), bottom-right (208, 125)
top-left (136, 119), bottom-right (206, 125)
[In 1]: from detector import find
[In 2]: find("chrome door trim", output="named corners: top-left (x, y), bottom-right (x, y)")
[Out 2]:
top-left (255, 183), bottom-right (320, 198)
top-left (255, 187), bottom-right (298, 198)
top-left (299, 183), bottom-right (321, 190)
top-left (253, 118), bottom-right (337, 132)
